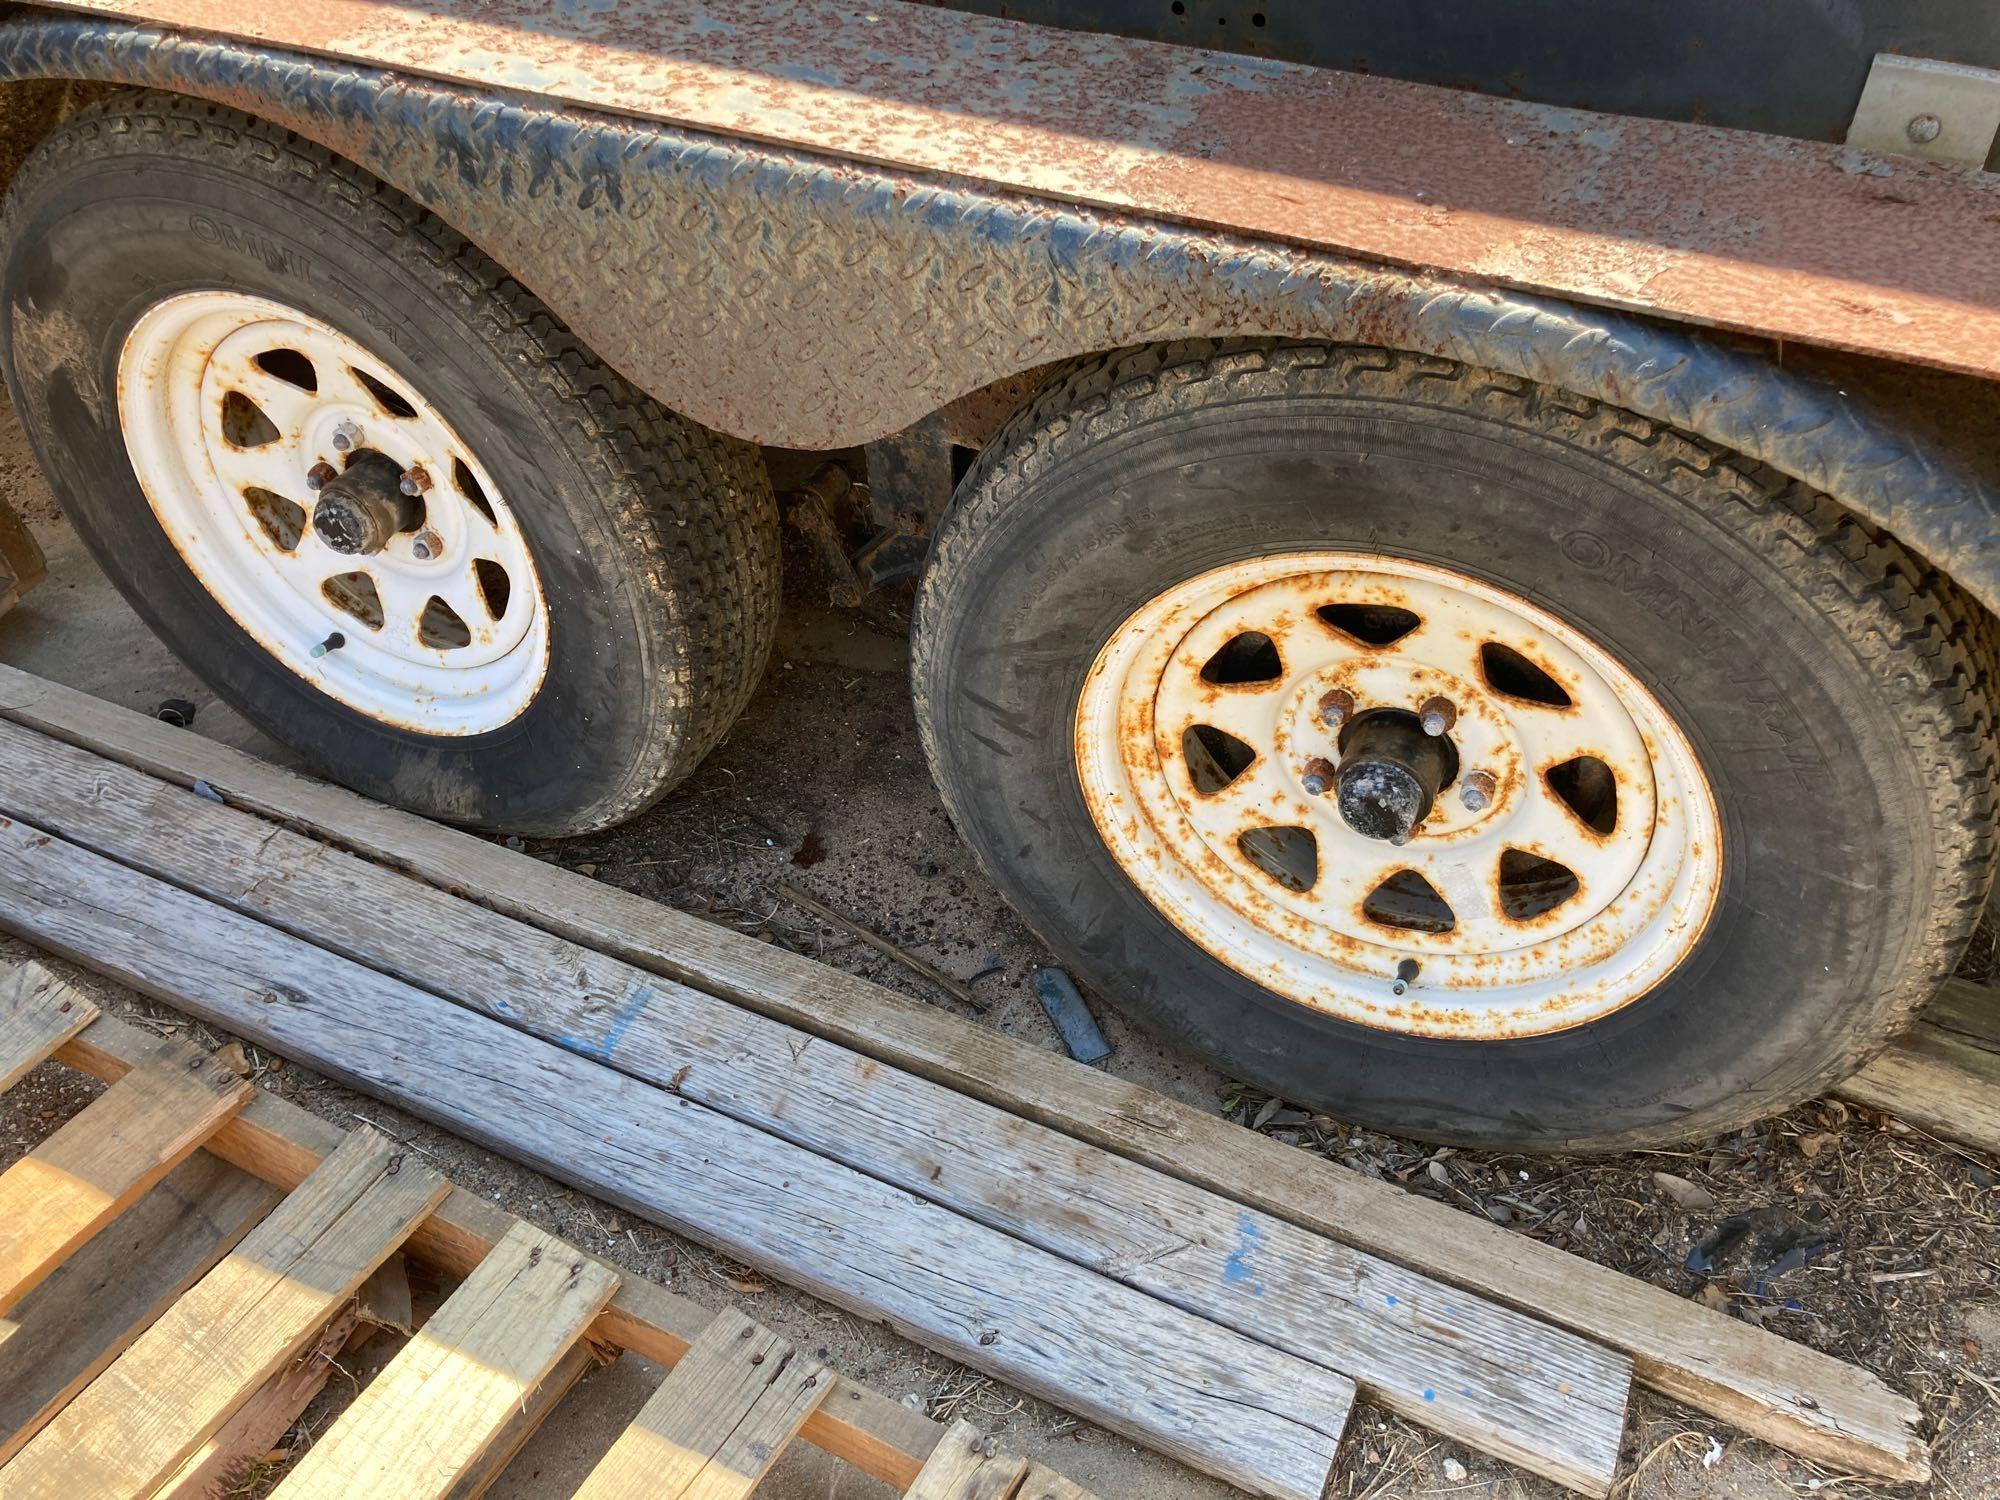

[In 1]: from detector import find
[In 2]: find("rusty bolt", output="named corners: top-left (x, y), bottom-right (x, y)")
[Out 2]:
top-left (399, 464), bottom-right (433, 497)
top-left (1906, 113), bottom-right (1943, 145)
top-left (1419, 695), bottom-right (1457, 737)
top-left (1301, 756), bottom-right (1337, 796)
top-left (410, 528), bottom-right (444, 562)
top-left (1459, 769), bottom-right (1497, 812)
top-left (1316, 688), bottom-right (1355, 731)
top-left (306, 461), bottom-right (338, 492)
top-left (330, 419), bottom-right (364, 454)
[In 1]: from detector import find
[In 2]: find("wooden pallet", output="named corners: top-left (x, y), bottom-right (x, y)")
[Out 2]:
top-left (0, 964), bottom-right (1092, 1500)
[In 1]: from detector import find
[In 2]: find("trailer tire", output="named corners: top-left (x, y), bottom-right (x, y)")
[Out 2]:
top-left (0, 91), bottom-right (778, 836)
top-left (914, 340), bottom-right (1998, 1149)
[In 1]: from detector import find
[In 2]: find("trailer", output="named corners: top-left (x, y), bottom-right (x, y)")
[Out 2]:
top-left (0, 0), bottom-right (1996, 1151)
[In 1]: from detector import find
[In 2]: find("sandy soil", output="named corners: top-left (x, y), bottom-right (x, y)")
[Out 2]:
top-left (1, 397), bottom-right (1997, 1498)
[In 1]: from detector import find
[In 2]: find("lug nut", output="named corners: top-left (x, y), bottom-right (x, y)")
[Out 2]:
top-left (330, 419), bottom-right (364, 454)
top-left (410, 528), bottom-right (444, 562)
top-left (1419, 695), bottom-right (1457, 737)
top-left (1459, 769), bottom-right (1497, 812)
top-left (399, 464), bottom-right (432, 497)
top-left (1301, 756), bottom-right (1337, 796)
top-left (1317, 688), bottom-right (1355, 730)
top-left (306, 461), bottom-right (338, 492)
top-left (309, 631), bottom-right (346, 659)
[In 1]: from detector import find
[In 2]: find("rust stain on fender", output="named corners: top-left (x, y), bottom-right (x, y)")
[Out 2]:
top-left (35, 0), bottom-right (2000, 380)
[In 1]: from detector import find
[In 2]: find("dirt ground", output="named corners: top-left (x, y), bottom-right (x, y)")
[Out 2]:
top-left (1, 394), bottom-right (1998, 1498)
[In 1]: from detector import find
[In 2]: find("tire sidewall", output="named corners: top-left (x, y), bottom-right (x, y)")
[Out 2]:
top-left (918, 369), bottom-right (1931, 1148)
top-left (3, 131), bottom-right (679, 831)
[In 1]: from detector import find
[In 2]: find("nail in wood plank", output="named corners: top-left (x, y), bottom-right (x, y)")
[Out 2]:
top-left (0, 666), bottom-right (1906, 1478)
top-left (275, 1221), bottom-right (617, 1500)
top-left (0, 1127), bottom-right (450, 1498)
top-left (0, 1029), bottom-right (249, 1316)
top-left (0, 961), bottom-right (96, 1091)
top-left (572, 1308), bottom-right (829, 1500)
top-left (0, 1152), bottom-right (278, 1464)
top-left (903, 1421), bottom-right (1030, 1500)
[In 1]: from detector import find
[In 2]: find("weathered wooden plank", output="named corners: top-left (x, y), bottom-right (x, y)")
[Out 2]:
top-left (50, 1015), bottom-right (945, 1493)
top-left (903, 1421), bottom-right (1030, 1500)
top-left (1837, 978), bottom-right (2000, 1154)
top-left (0, 1023), bottom-right (249, 1316)
top-left (444, 1343), bottom-right (600, 1500)
top-left (0, 1153), bottom-right (278, 1465)
top-left (0, 960), bottom-right (96, 1091)
top-left (571, 1309), bottom-right (828, 1500)
top-left (0, 1127), bottom-right (450, 1498)
top-left (276, 1221), bottom-right (619, 1500)
top-left (0, 666), bottom-right (1914, 1478)
top-left (0, 719), bottom-right (1627, 1492)
top-left (154, 1303), bottom-right (360, 1500)
top-left (0, 820), bottom-right (1353, 1500)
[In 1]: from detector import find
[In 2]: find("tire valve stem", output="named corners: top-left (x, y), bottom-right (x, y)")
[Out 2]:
top-left (309, 631), bottom-right (346, 659)
top-left (1392, 958), bottom-right (1420, 996)
top-left (1301, 756), bottom-right (1337, 796)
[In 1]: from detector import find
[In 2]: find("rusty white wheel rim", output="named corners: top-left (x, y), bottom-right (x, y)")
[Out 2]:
top-left (1074, 554), bottom-right (1722, 1039)
top-left (118, 291), bottom-right (549, 735)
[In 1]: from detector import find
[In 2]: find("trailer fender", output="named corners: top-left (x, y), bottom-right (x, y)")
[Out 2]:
top-left (1, 15), bottom-right (1996, 612)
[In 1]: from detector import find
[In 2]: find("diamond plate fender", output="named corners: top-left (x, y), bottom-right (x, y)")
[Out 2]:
top-left (1, 16), bottom-right (1997, 611)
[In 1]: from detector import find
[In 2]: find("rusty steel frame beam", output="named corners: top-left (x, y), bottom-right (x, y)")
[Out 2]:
top-left (31, 0), bottom-right (2000, 384)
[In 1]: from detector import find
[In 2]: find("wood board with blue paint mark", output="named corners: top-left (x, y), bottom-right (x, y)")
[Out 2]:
top-left (0, 718), bottom-right (1632, 1496)
top-left (0, 816), bottom-right (1353, 1500)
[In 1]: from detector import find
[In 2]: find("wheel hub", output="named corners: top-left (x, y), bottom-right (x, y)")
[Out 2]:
top-left (1073, 552), bottom-right (1724, 1040)
top-left (1330, 709), bottom-right (1453, 845)
top-left (116, 290), bottom-right (551, 736)
top-left (310, 452), bottom-right (419, 556)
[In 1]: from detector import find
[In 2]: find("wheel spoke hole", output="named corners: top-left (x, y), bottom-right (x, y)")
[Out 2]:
top-left (1498, 848), bottom-right (1580, 921)
top-left (1362, 869), bottom-right (1454, 933)
top-left (1480, 642), bottom-right (1572, 707)
top-left (420, 595), bottom-right (473, 649)
top-left (351, 366), bottom-right (418, 419)
top-left (1199, 631), bottom-right (1281, 685)
top-left (1546, 756), bottom-right (1617, 835)
top-left (321, 571), bottom-right (384, 631)
top-left (253, 347), bottom-right (317, 392)
top-left (1317, 602), bottom-right (1420, 648)
top-left (473, 559), bottom-right (511, 621)
top-left (243, 487), bottom-right (306, 553)
top-left (219, 390), bottom-right (281, 449)
top-left (1237, 825), bottom-right (1317, 893)
top-left (453, 458), bottom-right (498, 527)
top-left (1181, 723), bottom-right (1257, 794)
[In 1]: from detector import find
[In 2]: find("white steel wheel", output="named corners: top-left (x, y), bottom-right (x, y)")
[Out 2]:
top-left (1075, 553), bottom-right (1722, 1039)
top-left (117, 291), bottom-right (551, 736)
